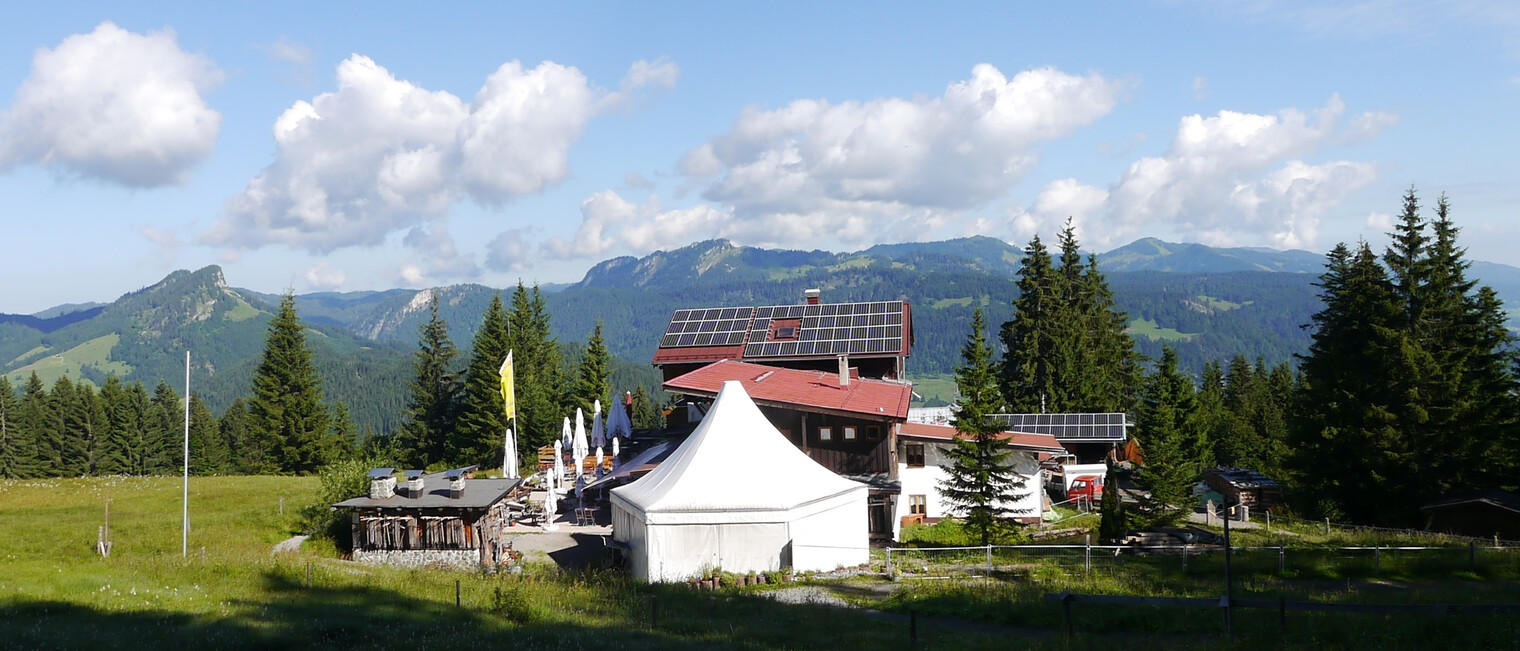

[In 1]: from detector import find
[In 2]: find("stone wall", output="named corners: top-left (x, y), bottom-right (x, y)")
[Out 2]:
top-left (352, 548), bottom-right (479, 569)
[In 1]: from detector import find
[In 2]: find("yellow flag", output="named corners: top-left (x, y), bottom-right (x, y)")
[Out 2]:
top-left (499, 351), bottom-right (516, 421)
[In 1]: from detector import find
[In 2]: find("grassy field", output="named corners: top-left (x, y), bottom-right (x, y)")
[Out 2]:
top-left (0, 476), bottom-right (1012, 649)
top-left (1127, 318), bottom-right (1197, 342)
top-left (3, 334), bottom-right (132, 387)
top-left (909, 373), bottom-right (958, 407)
top-left (5, 476), bottom-right (1519, 649)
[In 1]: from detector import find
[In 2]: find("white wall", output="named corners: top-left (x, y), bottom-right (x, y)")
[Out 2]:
top-left (893, 439), bottom-right (1044, 540)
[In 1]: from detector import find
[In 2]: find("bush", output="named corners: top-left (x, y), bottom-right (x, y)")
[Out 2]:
top-left (299, 456), bottom-right (387, 552)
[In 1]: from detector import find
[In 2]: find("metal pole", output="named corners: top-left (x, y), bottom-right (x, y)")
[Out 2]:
top-left (986, 544), bottom-right (993, 576)
top-left (1084, 534), bottom-right (1091, 575)
top-left (885, 548), bottom-right (893, 576)
top-left (1278, 545), bottom-right (1285, 575)
top-left (182, 350), bottom-right (190, 558)
top-left (1374, 544), bottom-right (1380, 574)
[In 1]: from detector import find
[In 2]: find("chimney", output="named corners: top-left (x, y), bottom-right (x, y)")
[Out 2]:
top-left (367, 468), bottom-right (397, 499)
top-left (444, 466), bottom-right (476, 499)
top-left (838, 354), bottom-right (850, 386)
top-left (405, 470), bottom-right (425, 498)
top-left (804, 288), bottom-right (821, 305)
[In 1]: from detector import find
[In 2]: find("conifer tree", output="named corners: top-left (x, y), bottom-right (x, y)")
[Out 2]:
top-left (0, 376), bottom-right (36, 479)
top-left (95, 376), bottom-right (132, 476)
top-left (1097, 461), bottom-right (1127, 543)
top-left (1137, 346), bottom-right (1200, 526)
top-left (116, 381), bottom-right (154, 475)
top-left (631, 385), bottom-right (664, 430)
top-left (572, 321), bottom-right (612, 417)
top-left (941, 308), bottom-right (1025, 545)
top-left (1000, 235), bottom-right (1057, 412)
top-left (220, 398), bottom-right (271, 474)
top-left (452, 294), bottom-right (512, 467)
top-left (62, 381), bottom-right (107, 476)
top-left (17, 373), bottom-right (52, 476)
top-left (328, 402), bottom-right (357, 462)
top-left (397, 293), bottom-right (459, 467)
top-left (188, 394), bottom-right (226, 475)
top-left (247, 292), bottom-right (331, 474)
top-left (42, 376), bottom-right (75, 475)
top-left (507, 282), bottom-right (564, 451)
top-left (148, 381), bottom-right (182, 474)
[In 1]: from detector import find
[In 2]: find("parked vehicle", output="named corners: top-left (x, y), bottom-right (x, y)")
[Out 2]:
top-left (1066, 475), bottom-right (1103, 502)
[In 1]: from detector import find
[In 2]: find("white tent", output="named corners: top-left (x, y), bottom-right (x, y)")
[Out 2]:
top-left (610, 381), bottom-right (869, 583)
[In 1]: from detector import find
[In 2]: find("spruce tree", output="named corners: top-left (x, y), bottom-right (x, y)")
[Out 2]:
top-left (631, 385), bottom-right (664, 430)
top-left (1136, 346), bottom-right (1199, 526)
top-left (451, 294), bottom-right (512, 468)
top-left (1000, 235), bottom-right (1058, 412)
top-left (397, 293), bottom-right (459, 467)
top-left (95, 376), bottom-right (132, 476)
top-left (188, 394), bottom-right (226, 475)
top-left (62, 382), bottom-right (107, 476)
top-left (247, 292), bottom-right (331, 474)
top-left (507, 282), bottom-right (564, 452)
top-left (148, 381), bottom-right (182, 474)
top-left (118, 381), bottom-right (154, 475)
top-left (220, 398), bottom-right (271, 474)
top-left (572, 322), bottom-right (612, 418)
top-left (326, 402), bottom-right (356, 463)
top-left (17, 374), bottom-right (52, 476)
top-left (43, 376), bottom-right (75, 475)
top-left (940, 308), bottom-right (1025, 545)
top-left (0, 376), bottom-right (36, 479)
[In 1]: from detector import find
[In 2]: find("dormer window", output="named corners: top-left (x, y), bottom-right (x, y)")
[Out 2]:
top-left (770, 318), bottom-right (801, 341)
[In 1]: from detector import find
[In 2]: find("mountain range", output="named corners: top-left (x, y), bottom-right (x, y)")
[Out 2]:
top-left (6, 237), bottom-right (1519, 435)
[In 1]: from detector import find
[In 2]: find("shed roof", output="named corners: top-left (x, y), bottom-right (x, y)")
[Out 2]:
top-left (334, 474), bottom-right (520, 511)
top-left (898, 421), bottom-right (1067, 452)
top-left (663, 359), bottom-right (912, 421)
top-left (1421, 489), bottom-right (1520, 516)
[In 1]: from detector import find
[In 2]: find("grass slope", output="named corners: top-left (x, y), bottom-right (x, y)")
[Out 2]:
top-left (0, 477), bottom-right (1008, 649)
top-left (1127, 318), bottom-right (1196, 342)
top-left (4, 334), bottom-right (131, 387)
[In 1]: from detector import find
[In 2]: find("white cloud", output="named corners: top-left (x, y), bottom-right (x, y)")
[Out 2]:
top-left (623, 171), bottom-right (656, 190)
top-left (397, 263), bottom-right (426, 286)
top-left (1021, 96), bottom-right (1387, 250)
top-left (1366, 211), bottom-right (1394, 231)
top-left (202, 55), bottom-right (673, 256)
top-left (259, 36), bottom-right (310, 65)
top-left (402, 223), bottom-right (480, 279)
top-left (669, 64), bottom-right (1127, 250)
top-left (1192, 76), bottom-right (1209, 99)
top-left (304, 262), bottom-right (346, 289)
top-left (486, 229), bottom-right (530, 272)
top-left (619, 57), bottom-right (680, 92)
top-left (0, 22), bottom-right (223, 187)
top-left (542, 190), bottom-right (732, 259)
top-left (138, 224), bottom-right (184, 263)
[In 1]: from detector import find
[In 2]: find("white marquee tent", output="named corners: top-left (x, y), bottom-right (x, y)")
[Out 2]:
top-left (610, 381), bottom-right (869, 582)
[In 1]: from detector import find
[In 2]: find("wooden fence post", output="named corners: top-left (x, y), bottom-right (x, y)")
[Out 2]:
top-left (986, 544), bottom-right (993, 577)
top-left (456, 579), bottom-right (461, 607)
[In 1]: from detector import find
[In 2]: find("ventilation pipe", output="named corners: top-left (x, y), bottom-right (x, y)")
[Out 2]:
top-left (838, 354), bottom-right (850, 386)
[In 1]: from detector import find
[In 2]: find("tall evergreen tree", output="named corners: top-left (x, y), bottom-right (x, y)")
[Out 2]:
top-left (328, 402), bottom-right (357, 462)
top-left (247, 292), bottom-right (331, 474)
top-left (396, 293), bottom-right (459, 467)
top-left (452, 294), bottom-right (512, 468)
top-left (507, 282), bottom-right (564, 452)
top-left (95, 376), bottom-right (132, 476)
top-left (62, 381), bottom-right (107, 476)
top-left (1137, 346), bottom-right (1200, 526)
top-left (42, 376), bottom-right (75, 475)
top-left (572, 322), bottom-right (612, 418)
top-left (1000, 235), bottom-right (1058, 412)
top-left (630, 385), bottom-right (664, 430)
top-left (941, 308), bottom-right (1025, 545)
top-left (0, 376), bottom-right (36, 479)
top-left (188, 394), bottom-right (226, 475)
top-left (148, 381), bottom-right (183, 474)
top-left (1000, 225), bottom-right (1141, 414)
top-left (220, 398), bottom-right (271, 474)
top-left (17, 374), bottom-right (52, 476)
top-left (1097, 461), bottom-right (1127, 543)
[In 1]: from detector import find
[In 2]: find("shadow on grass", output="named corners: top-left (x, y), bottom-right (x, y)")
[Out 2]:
top-left (0, 567), bottom-right (1022, 650)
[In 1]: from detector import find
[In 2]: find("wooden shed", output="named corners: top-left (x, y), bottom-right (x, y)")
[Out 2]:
top-left (334, 467), bottom-right (523, 569)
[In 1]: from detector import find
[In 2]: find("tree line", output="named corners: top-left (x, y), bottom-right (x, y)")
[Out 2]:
top-left (944, 191), bottom-right (1520, 540)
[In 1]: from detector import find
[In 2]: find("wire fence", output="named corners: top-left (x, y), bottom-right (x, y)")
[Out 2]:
top-left (883, 540), bottom-right (1520, 580)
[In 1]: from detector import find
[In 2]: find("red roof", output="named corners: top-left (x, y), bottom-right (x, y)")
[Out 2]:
top-left (664, 359), bottom-right (911, 421)
top-left (899, 421), bottom-right (1067, 453)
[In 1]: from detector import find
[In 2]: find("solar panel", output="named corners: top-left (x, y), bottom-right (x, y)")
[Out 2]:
top-left (404, 469), bottom-right (426, 480)
top-left (737, 299), bottom-right (907, 358)
top-left (367, 467), bottom-right (396, 479)
top-left (990, 413), bottom-right (1130, 441)
top-left (657, 306), bottom-right (755, 348)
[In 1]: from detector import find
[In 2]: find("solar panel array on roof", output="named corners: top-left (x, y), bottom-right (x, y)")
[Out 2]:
top-left (657, 306), bottom-right (755, 348)
top-left (743, 301), bottom-right (905, 358)
top-left (990, 413), bottom-right (1129, 441)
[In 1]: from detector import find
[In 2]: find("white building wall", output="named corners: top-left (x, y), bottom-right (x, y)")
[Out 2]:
top-left (892, 439), bottom-right (1045, 541)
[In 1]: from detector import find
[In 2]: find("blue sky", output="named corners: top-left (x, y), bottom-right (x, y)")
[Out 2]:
top-left (3, 1), bottom-right (1519, 313)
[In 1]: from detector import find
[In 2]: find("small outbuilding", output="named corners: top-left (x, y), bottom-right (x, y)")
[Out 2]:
top-left (611, 381), bottom-right (870, 582)
top-left (1421, 489), bottom-right (1520, 540)
top-left (335, 466), bottom-right (521, 569)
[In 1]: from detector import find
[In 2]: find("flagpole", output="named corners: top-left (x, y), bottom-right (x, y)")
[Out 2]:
top-left (182, 350), bottom-right (190, 558)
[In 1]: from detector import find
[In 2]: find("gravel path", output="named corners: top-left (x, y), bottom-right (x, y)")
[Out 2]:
top-left (272, 534), bottom-right (308, 554)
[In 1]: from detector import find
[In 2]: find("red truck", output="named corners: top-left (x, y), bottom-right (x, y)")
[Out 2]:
top-left (1066, 475), bottom-right (1104, 503)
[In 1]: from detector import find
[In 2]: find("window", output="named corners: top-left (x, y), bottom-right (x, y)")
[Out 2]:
top-left (843, 425), bottom-right (857, 440)
top-left (909, 494), bottom-right (927, 515)
top-left (906, 443), bottom-right (925, 467)
top-left (819, 426), bottom-right (833, 442)
top-left (866, 425), bottom-right (881, 440)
